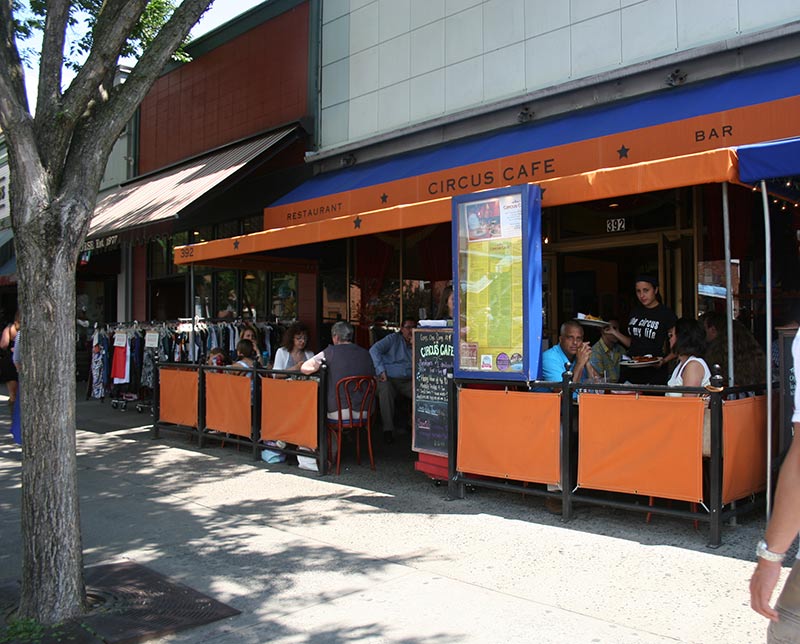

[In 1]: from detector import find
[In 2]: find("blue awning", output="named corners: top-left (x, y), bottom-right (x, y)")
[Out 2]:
top-left (737, 137), bottom-right (800, 183)
top-left (277, 58), bottom-right (800, 206)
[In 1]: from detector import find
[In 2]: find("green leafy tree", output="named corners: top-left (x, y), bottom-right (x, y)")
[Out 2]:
top-left (0, 0), bottom-right (214, 625)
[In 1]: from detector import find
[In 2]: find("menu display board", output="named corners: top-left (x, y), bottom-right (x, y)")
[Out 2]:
top-left (452, 185), bottom-right (543, 381)
top-left (412, 329), bottom-right (453, 456)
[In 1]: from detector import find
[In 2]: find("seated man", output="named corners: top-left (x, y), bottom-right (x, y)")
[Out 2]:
top-left (541, 320), bottom-right (598, 513)
top-left (369, 317), bottom-right (416, 443)
top-left (589, 319), bottom-right (625, 383)
top-left (541, 321), bottom-right (597, 386)
top-left (301, 321), bottom-right (375, 419)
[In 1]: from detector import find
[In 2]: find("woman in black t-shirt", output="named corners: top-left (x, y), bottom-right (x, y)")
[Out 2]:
top-left (607, 275), bottom-right (677, 385)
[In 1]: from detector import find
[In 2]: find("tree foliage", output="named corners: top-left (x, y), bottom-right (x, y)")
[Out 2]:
top-left (0, 0), bottom-right (214, 626)
top-left (11, 0), bottom-right (193, 71)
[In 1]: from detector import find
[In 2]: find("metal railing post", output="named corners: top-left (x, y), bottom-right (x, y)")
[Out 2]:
top-left (447, 372), bottom-right (464, 499)
top-left (560, 367), bottom-right (574, 519)
top-left (318, 365), bottom-right (328, 475)
top-left (151, 357), bottom-right (160, 439)
top-left (707, 370), bottom-right (725, 547)
top-left (198, 365), bottom-right (206, 449)
top-left (252, 364), bottom-right (261, 461)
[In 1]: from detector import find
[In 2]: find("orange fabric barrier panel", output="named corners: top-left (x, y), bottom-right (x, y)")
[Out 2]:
top-left (722, 396), bottom-right (767, 504)
top-left (457, 389), bottom-right (560, 485)
top-left (260, 377), bottom-right (318, 448)
top-left (578, 394), bottom-right (704, 503)
top-left (158, 368), bottom-right (198, 428)
top-left (205, 372), bottom-right (252, 437)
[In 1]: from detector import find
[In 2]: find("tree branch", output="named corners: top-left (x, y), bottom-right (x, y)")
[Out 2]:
top-left (34, 0), bottom-right (70, 125)
top-left (63, 0), bottom-right (214, 238)
top-left (34, 0), bottom-right (149, 190)
top-left (82, 0), bottom-right (214, 161)
top-left (0, 0), bottom-right (47, 220)
top-left (0, 0), bottom-right (31, 127)
top-left (58, 0), bottom-right (149, 125)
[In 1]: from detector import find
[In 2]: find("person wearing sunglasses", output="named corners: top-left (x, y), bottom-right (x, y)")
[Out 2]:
top-left (369, 317), bottom-right (417, 444)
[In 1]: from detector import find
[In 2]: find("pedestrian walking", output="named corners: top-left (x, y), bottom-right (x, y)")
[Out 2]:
top-left (750, 326), bottom-right (800, 641)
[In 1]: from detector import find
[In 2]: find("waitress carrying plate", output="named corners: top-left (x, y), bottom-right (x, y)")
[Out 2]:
top-left (574, 315), bottom-right (610, 328)
top-left (620, 357), bottom-right (660, 368)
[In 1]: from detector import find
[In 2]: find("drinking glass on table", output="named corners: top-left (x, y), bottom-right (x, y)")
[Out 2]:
top-left (589, 371), bottom-right (606, 394)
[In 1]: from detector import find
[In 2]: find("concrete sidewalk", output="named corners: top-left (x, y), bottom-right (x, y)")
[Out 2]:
top-left (0, 393), bottom-right (780, 643)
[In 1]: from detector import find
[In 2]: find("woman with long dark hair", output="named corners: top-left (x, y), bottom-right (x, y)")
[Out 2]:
top-left (272, 321), bottom-right (314, 374)
top-left (665, 318), bottom-right (711, 396)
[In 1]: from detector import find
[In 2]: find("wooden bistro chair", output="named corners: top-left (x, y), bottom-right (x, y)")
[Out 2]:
top-left (327, 376), bottom-right (377, 475)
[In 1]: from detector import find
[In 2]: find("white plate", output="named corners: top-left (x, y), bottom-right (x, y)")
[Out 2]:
top-left (619, 359), bottom-right (660, 368)
top-left (573, 317), bottom-right (610, 327)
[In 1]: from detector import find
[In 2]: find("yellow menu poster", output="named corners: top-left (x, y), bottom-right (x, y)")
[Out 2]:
top-left (460, 193), bottom-right (524, 373)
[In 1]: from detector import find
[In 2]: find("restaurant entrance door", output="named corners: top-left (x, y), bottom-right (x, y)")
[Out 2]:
top-left (548, 232), bottom-right (693, 343)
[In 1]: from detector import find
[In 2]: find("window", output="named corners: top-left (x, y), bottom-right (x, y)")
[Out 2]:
top-left (271, 273), bottom-right (297, 322)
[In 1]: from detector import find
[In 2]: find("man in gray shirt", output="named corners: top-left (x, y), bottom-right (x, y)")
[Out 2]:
top-left (301, 320), bottom-right (375, 417)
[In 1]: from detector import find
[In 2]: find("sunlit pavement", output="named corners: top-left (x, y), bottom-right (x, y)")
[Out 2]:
top-left (0, 391), bottom-right (779, 643)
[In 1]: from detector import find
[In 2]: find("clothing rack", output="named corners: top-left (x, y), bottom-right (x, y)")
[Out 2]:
top-left (84, 317), bottom-right (281, 409)
top-left (87, 322), bottom-right (167, 410)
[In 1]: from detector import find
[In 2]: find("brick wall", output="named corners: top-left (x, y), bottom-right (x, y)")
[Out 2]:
top-left (138, 3), bottom-right (309, 173)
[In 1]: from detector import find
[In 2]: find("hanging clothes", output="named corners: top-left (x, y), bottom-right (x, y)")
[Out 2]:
top-left (141, 349), bottom-right (157, 389)
top-left (90, 348), bottom-right (105, 399)
top-left (111, 333), bottom-right (130, 384)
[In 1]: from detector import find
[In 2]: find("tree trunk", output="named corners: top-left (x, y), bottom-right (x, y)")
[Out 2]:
top-left (0, 0), bottom-right (218, 626)
top-left (16, 198), bottom-right (86, 623)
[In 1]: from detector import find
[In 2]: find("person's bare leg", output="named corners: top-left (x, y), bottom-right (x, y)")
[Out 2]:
top-left (7, 380), bottom-right (17, 406)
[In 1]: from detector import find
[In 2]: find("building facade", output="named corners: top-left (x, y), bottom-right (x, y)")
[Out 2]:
top-left (79, 0), bottom-right (316, 338)
top-left (174, 1), bottom-right (800, 355)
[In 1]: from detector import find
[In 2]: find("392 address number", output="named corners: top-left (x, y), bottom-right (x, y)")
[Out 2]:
top-left (606, 218), bottom-right (626, 233)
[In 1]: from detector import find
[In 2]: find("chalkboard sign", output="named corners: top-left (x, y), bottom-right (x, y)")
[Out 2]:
top-left (413, 329), bottom-right (454, 456)
top-left (778, 326), bottom-right (798, 458)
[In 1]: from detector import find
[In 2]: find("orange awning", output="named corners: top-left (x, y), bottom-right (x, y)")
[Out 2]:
top-left (174, 147), bottom-right (739, 266)
top-left (538, 148), bottom-right (739, 206)
top-left (176, 198), bottom-right (451, 265)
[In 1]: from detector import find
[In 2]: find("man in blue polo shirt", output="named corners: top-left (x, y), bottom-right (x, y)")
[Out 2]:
top-left (541, 320), bottom-right (598, 513)
top-left (370, 317), bottom-right (416, 443)
top-left (541, 320), bottom-right (597, 385)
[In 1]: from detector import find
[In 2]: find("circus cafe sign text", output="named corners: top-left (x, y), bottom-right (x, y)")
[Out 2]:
top-left (426, 157), bottom-right (556, 196)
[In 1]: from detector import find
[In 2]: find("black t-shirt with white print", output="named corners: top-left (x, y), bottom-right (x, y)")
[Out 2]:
top-left (627, 302), bottom-right (677, 357)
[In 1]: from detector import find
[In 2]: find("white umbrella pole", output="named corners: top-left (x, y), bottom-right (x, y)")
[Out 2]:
top-left (721, 183), bottom-right (735, 387)
top-left (760, 180), bottom-right (773, 518)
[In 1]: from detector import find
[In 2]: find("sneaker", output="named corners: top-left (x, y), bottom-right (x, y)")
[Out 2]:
top-left (297, 454), bottom-right (318, 471)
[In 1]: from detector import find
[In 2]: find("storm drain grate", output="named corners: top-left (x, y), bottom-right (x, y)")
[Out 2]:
top-left (0, 560), bottom-right (240, 643)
